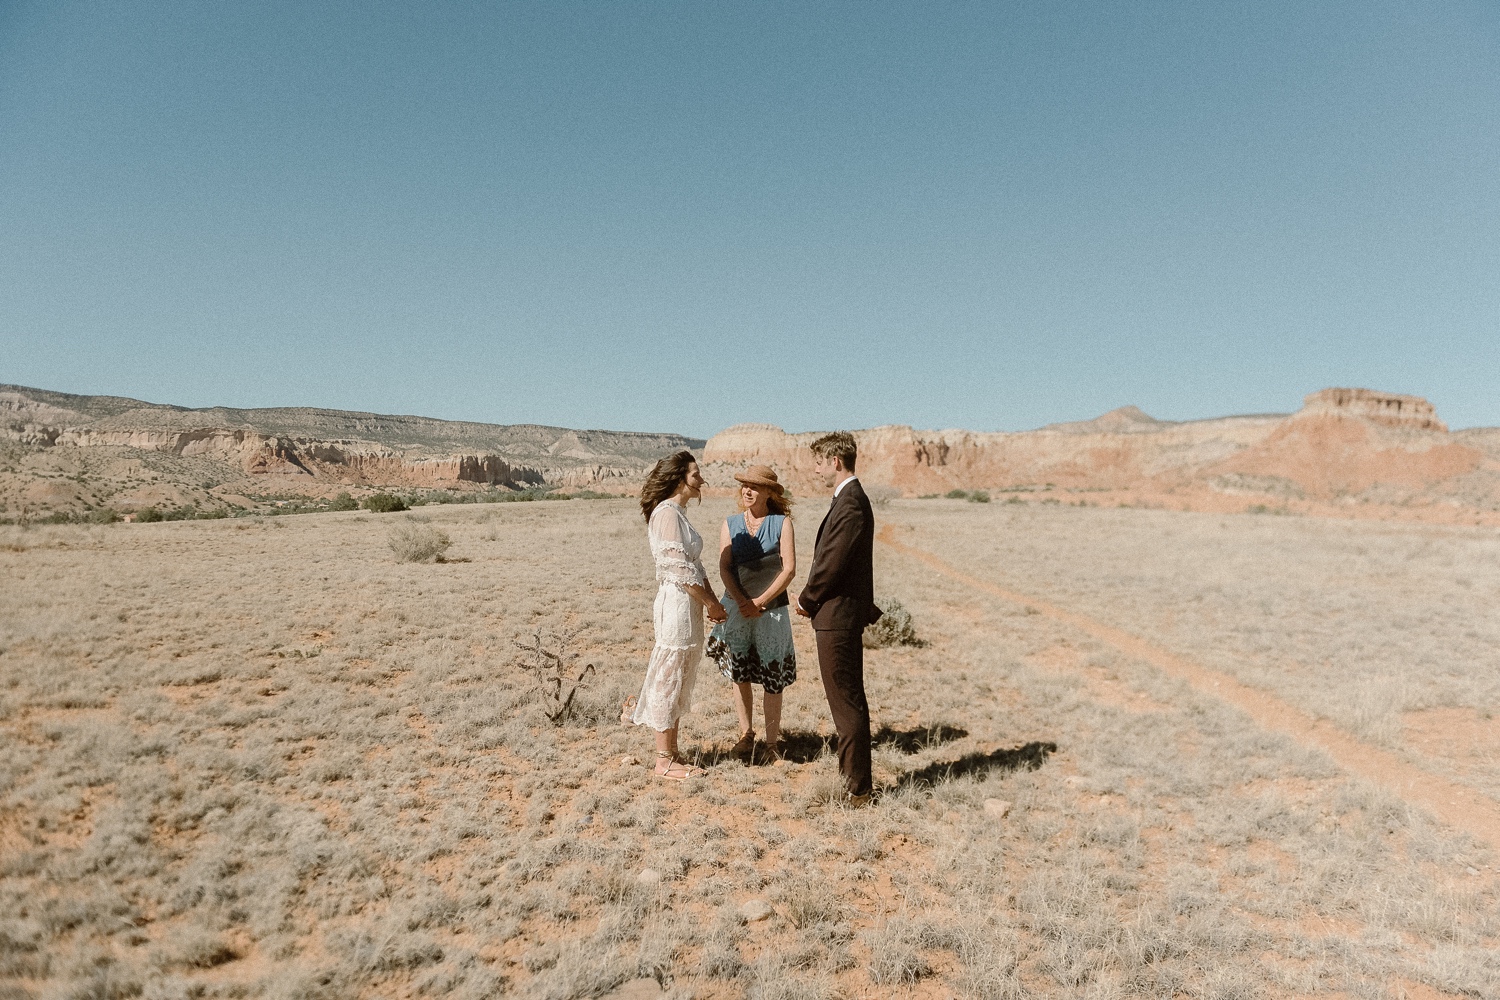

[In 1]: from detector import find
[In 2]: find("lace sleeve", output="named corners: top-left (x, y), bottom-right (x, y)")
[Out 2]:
top-left (651, 505), bottom-right (708, 587)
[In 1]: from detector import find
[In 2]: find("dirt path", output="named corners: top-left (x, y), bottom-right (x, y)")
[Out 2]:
top-left (877, 525), bottom-right (1500, 852)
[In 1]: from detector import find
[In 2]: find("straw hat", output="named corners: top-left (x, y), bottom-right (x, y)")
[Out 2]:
top-left (733, 464), bottom-right (784, 494)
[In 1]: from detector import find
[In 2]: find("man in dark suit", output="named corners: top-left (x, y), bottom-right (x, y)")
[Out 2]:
top-left (796, 431), bottom-right (881, 805)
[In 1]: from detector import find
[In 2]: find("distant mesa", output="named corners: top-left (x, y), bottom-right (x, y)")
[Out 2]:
top-left (1297, 387), bottom-right (1448, 432)
top-left (0, 385), bottom-right (702, 517)
top-left (4, 384), bottom-right (1496, 525)
top-left (701, 388), bottom-right (1499, 526)
top-left (1216, 389), bottom-right (1477, 500)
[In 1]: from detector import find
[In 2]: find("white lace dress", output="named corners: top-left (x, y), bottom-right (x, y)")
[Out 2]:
top-left (632, 499), bottom-right (709, 731)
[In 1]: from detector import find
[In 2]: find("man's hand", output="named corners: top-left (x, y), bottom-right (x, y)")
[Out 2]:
top-left (737, 597), bottom-right (761, 619)
top-left (794, 596), bottom-right (810, 618)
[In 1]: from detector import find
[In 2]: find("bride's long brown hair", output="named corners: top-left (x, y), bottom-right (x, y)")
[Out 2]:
top-left (639, 450), bottom-right (697, 522)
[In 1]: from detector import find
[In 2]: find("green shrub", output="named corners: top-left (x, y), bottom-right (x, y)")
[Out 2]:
top-left (36, 508), bottom-right (123, 524)
top-left (329, 492), bottom-right (360, 512)
top-left (944, 489), bottom-right (968, 500)
top-left (864, 598), bottom-right (922, 648)
top-left (135, 506), bottom-right (164, 523)
top-left (967, 490), bottom-right (990, 503)
top-left (197, 508), bottom-right (228, 519)
top-left (364, 493), bottom-right (409, 513)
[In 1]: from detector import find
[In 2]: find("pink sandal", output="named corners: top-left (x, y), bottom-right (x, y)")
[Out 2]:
top-left (654, 751), bottom-right (704, 780)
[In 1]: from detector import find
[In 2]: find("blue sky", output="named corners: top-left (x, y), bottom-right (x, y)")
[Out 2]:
top-left (2, 2), bottom-right (1496, 436)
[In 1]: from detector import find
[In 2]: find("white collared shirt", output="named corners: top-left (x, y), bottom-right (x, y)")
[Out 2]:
top-left (833, 475), bottom-right (858, 498)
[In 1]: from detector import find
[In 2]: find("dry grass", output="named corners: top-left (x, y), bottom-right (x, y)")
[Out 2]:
top-left (899, 503), bottom-right (1500, 779)
top-left (1, 500), bottom-right (1498, 998)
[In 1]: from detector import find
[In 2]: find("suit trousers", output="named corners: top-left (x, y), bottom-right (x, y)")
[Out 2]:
top-left (815, 627), bottom-right (872, 797)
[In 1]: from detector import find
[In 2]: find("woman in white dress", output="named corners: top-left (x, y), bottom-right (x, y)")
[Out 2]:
top-left (631, 451), bottom-right (728, 779)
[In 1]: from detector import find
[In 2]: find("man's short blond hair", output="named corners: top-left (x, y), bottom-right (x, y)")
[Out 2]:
top-left (809, 431), bottom-right (857, 472)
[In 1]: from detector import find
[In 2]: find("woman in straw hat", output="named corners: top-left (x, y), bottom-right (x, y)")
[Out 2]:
top-left (706, 465), bottom-right (797, 763)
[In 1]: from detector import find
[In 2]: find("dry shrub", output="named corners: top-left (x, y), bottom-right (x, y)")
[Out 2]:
top-left (513, 627), bottom-right (596, 724)
top-left (388, 522), bottom-right (450, 563)
top-left (149, 929), bottom-right (239, 970)
top-left (864, 923), bottom-right (954, 983)
top-left (864, 597), bottom-right (921, 648)
top-left (774, 876), bottom-right (841, 929)
top-left (747, 959), bottom-right (840, 1000)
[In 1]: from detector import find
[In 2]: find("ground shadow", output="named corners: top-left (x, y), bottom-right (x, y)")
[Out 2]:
top-left (872, 723), bottom-right (968, 754)
top-left (693, 729), bottom-right (832, 767)
top-left (774, 730), bottom-right (835, 765)
top-left (699, 727), bottom-right (1044, 773)
top-left (893, 740), bottom-right (1058, 790)
top-left (739, 725), bottom-right (970, 765)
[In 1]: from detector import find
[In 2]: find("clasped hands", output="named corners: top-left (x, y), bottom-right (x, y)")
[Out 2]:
top-left (716, 590), bottom-right (808, 622)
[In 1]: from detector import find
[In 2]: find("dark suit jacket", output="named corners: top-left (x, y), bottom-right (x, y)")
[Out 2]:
top-left (798, 478), bottom-right (882, 631)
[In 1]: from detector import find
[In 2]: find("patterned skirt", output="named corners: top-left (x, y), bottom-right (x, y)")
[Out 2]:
top-left (706, 596), bottom-right (797, 694)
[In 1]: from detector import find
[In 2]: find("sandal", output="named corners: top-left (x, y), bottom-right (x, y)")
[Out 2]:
top-left (619, 696), bottom-right (637, 726)
top-left (654, 751), bottom-right (704, 780)
top-left (730, 729), bottom-right (756, 761)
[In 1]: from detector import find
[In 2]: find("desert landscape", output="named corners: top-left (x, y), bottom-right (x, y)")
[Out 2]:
top-left (9, 4), bottom-right (1495, 997)
top-left (702, 389), bottom-right (1500, 528)
top-left (0, 385), bottom-right (703, 519)
top-left (3, 485), bottom-right (1499, 998)
top-left (6, 385), bottom-right (1499, 527)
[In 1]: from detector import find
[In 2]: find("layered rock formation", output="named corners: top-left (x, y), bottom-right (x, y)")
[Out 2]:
top-left (1, 386), bottom-right (703, 510)
top-left (703, 389), bottom-right (1500, 521)
top-left (1297, 388), bottom-right (1447, 431)
top-left (702, 412), bottom-right (1284, 495)
top-left (6, 383), bottom-right (1495, 523)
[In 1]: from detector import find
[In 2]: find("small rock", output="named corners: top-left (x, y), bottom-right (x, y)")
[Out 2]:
top-left (636, 868), bottom-right (662, 886)
top-left (983, 798), bottom-right (1012, 819)
top-left (620, 755), bottom-right (640, 767)
top-left (740, 898), bottom-right (773, 922)
top-left (600, 978), bottom-right (664, 1000)
top-left (1466, 866), bottom-right (1480, 876)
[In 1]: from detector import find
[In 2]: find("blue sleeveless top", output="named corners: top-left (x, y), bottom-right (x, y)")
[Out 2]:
top-left (727, 512), bottom-right (789, 609)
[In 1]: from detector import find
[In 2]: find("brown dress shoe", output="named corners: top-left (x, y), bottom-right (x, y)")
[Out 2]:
top-left (731, 730), bottom-right (756, 761)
